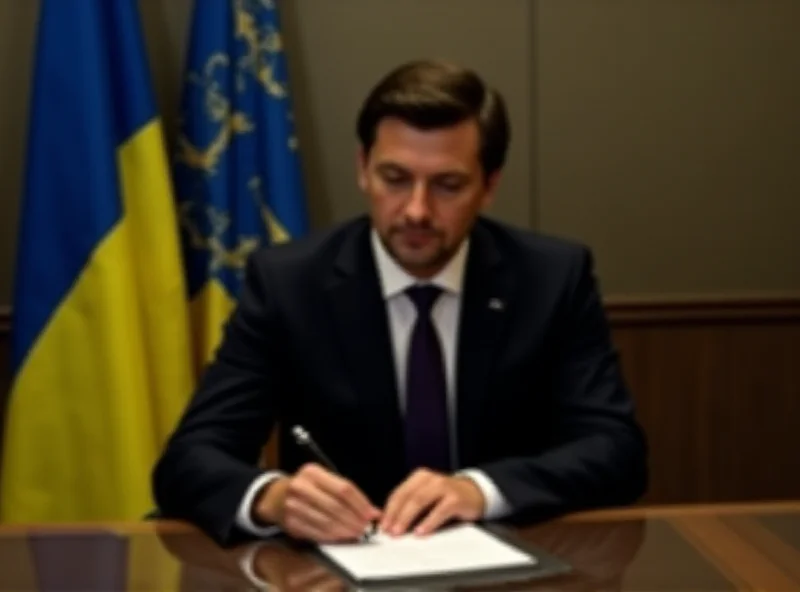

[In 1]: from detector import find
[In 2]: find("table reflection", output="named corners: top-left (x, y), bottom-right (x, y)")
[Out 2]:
top-left (0, 529), bottom-right (130, 592)
top-left (508, 518), bottom-right (646, 591)
top-left (156, 529), bottom-right (344, 590)
top-left (157, 518), bottom-right (646, 591)
top-left (0, 518), bottom-right (645, 591)
top-left (3, 505), bottom-right (799, 590)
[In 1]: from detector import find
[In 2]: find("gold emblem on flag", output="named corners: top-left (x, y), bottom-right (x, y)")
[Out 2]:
top-left (176, 0), bottom-right (298, 277)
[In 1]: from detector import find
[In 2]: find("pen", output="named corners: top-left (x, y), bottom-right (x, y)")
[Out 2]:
top-left (291, 425), bottom-right (378, 541)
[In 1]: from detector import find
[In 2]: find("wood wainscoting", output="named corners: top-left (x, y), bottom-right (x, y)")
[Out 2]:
top-left (0, 297), bottom-right (798, 505)
top-left (607, 295), bottom-right (800, 505)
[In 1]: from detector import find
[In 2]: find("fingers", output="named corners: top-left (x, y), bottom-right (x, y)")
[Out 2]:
top-left (309, 465), bottom-right (381, 523)
top-left (283, 463), bottom-right (380, 543)
top-left (283, 494), bottom-right (357, 541)
top-left (380, 470), bottom-right (426, 533)
top-left (412, 492), bottom-right (459, 535)
top-left (381, 469), bottom-right (443, 536)
top-left (290, 477), bottom-right (364, 535)
top-left (282, 465), bottom-right (474, 542)
top-left (283, 512), bottom-right (336, 542)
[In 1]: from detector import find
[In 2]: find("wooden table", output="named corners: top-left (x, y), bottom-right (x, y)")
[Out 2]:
top-left (1, 502), bottom-right (799, 590)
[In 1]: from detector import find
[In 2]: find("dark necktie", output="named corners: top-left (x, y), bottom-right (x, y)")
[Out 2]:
top-left (404, 285), bottom-right (451, 473)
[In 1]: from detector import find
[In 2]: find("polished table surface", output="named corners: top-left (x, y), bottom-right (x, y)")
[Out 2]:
top-left (1, 501), bottom-right (799, 591)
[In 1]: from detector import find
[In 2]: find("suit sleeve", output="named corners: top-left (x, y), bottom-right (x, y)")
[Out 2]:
top-left (152, 253), bottom-right (286, 545)
top-left (478, 247), bottom-right (648, 522)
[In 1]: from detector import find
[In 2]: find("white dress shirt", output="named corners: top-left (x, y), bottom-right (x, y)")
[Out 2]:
top-left (235, 229), bottom-right (511, 536)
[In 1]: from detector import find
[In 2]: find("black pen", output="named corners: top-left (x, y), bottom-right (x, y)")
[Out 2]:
top-left (291, 425), bottom-right (378, 541)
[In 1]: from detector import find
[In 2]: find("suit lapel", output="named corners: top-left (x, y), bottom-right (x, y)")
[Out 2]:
top-left (456, 222), bottom-right (517, 467)
top-left (324, 219), bottom-right (517, 474)
top-left (325, 221), bottom-right (406, 476)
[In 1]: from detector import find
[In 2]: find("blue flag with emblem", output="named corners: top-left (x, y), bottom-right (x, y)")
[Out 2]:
top-left (174, 0), bottom-right (309, 368)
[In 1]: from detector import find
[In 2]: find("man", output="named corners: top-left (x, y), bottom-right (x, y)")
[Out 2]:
top-left (153, 59), bottom-right (648, 546)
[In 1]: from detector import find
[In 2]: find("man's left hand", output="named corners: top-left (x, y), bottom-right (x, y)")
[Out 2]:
top-left (380, 469), bottom-right (485, 536)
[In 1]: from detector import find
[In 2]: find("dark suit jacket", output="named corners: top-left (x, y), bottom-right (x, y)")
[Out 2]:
top-left (152, 215), bottom-right (648, 545)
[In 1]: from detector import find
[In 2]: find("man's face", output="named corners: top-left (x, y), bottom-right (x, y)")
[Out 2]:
top-left (358, 117), bottom-right (500, 278)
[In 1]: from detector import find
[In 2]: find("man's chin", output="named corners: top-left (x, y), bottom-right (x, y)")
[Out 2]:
top-left (391, 248), bottom-right (448, 277)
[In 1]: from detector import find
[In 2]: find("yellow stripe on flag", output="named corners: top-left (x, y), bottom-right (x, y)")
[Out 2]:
top-left (117, 120), bottom-right (195, 438)
top-left (0, 120), bottom-right (194, 522)
top-left (190, 278), bottom-right (237, 369)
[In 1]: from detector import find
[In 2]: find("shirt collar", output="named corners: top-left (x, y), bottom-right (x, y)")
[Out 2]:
top-left (370, 228), bottom-right (469, 299)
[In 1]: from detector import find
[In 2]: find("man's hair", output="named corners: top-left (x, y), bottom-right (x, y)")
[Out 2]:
top-left (356, 59), bottom-right (510, 177)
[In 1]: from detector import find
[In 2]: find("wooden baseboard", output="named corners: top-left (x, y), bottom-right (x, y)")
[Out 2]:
top-left (606, 293), bottom-right (800, 325)
top-left (608, 294), bottom-right (800, 504)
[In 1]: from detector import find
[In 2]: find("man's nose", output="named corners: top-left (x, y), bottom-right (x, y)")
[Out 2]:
top-left (404, 182), bottom-right (431, 222)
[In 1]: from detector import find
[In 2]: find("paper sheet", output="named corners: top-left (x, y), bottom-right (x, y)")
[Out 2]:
top-left (319, 523), bottom-right (537, 582)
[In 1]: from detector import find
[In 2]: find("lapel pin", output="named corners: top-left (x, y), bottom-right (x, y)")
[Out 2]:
top-left (488, 298), bottom-right (505, 311)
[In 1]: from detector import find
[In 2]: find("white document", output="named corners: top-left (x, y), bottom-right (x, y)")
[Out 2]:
top-left (318, 523), bottom-right (537, 582)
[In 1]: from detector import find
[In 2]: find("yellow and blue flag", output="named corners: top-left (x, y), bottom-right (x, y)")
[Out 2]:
top-left (174, 0), bottom-right (310, 369)
top-left (0, 0), bottom-right (195, 521)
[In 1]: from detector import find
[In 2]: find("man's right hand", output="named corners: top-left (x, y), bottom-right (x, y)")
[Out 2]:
top-left (253, 463), bottom-right (381, 543)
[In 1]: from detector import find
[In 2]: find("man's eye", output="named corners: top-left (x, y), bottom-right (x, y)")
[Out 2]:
top-left (436, 181), bottom-right (463, 193)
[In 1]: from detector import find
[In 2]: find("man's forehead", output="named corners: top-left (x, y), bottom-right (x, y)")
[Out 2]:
top-left (374, 159), bottom-right (472, 177)
top-left (368, 119), bottom-right (480, 172)
top-left (372, 116), bottom-right (480, 143)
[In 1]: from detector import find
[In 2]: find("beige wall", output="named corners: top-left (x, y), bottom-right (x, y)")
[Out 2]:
top-left (1, 0), bottom-right (799, 305)
top-left (535, 0), bottom-right (800, 295)
top-left (0, 1), bottom-right (37, 306)
top-left (279, 0), bottom-right (534, 230)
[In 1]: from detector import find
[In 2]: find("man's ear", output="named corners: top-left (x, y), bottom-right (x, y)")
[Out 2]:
top-left (356, 146), bottom-right (368, 192)
top-left (480, 170), bottom-right (502, 209)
